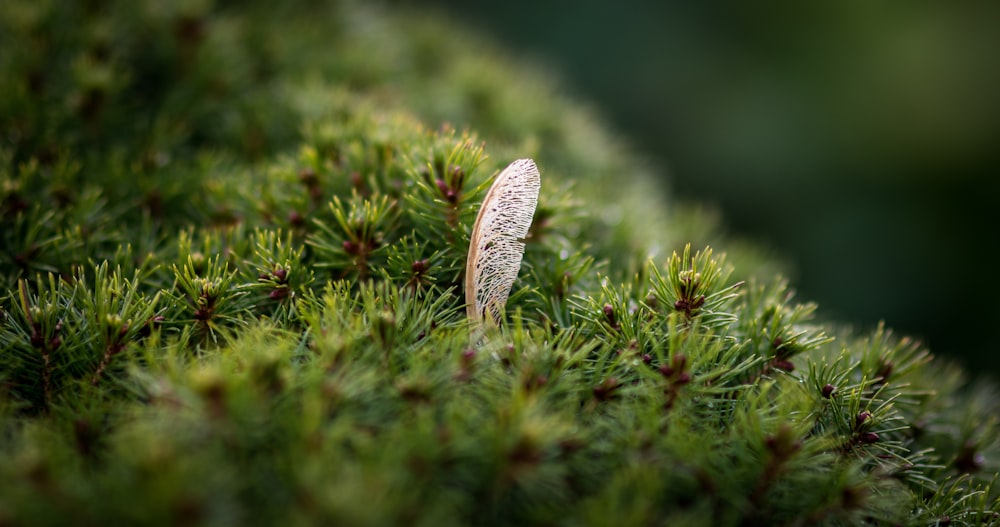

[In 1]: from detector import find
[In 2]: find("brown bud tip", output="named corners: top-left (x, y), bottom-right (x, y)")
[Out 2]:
top-left (48, 336), bottom-right (62, 350)
top-left (876, 360), bottom-right (894, 380)
top-left (658, 364), bottom-right (674, 377)
top-left (840, 486), bottom-right (865, 509)
top-left (821, 384), bottom-right (836, 398)
top-left (411, 259), bottom-right (429, 275)
top-left (342, 240), bottom-right (358, 254)
top-left (644, 293), bottom-right (657, 308)
top-left (772, 359), bottom-right (795, 372)
top-left (592, 378), bottom-right (620, 401)
top-left (675, 372), bottom-right (691, 385)
top-left (671, 354), bottom-right (687, 371)
top-left (642, 354), bottom-right (652, 364)
top-left (273, 268), bottom-right (287, 281)
top-left (288, 210), bottom-right (304, 227)
top-left (193, 309), bottom-right (211, 321)
top-left (955, 441), bottom-right (986, 472)
top-left (298, 167), bottom-right (318, 185)
top-left (602, 305), bottom-right (619, 329)
top-left (859, 432), bottom-right (879, 444)
top-left (765, 426), bottom-right (803, 457)
top-left (269, 288), bottom-right (289, 300)
top-left (435, 178), bottom-right (448, 195)
top-left (855, 411), bottom-right (871, 429)
top-left (692, 295), bottom-right (705, 309)
top-left (765, 435), bottom-right (783, 454)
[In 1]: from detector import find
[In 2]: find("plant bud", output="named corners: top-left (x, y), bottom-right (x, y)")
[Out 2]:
top-left (855, 411), bottom-right (871, 429)
top-left (876, 360), bottom-right (894, 381)
top-left (449, 164), bottom-right (464, 185)
top-left (671, 354), bottom-right (687, 372)
top-left (859, 432), bottom-right (879, 444)
top-left (460, 348), bottom-right (475, 366)
top-left (772, 359), bottom-right (795, 372)
top-left (269, 288), bottom-right (289, 300)
top-left (592, 377), bottom-right (620, 402)
top-left (644, 293), bottom-right (657, 310)
top-left (298, 167), bottom-right (318, 186)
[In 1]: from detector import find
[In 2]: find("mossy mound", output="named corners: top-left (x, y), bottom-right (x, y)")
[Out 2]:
top-left (1, 1), bottom-right (997, 525)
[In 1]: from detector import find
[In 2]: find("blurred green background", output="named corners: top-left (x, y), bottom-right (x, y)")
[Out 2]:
top-left (419, 1), bottom-right (1000, 373)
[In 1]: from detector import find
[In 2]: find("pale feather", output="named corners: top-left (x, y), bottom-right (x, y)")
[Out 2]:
top-left (465, 158), bottom-right (541, 324)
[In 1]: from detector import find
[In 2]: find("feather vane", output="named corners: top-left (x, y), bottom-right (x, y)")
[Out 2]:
top-left (465, 158), bottom-right (541, 324)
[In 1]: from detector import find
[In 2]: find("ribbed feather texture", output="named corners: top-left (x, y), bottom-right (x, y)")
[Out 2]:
top-left (465, 158), bottom-right (541, 324)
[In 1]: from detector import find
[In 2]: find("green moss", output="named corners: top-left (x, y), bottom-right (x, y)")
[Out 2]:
top-left (1, 1), bottom-right (997, 525)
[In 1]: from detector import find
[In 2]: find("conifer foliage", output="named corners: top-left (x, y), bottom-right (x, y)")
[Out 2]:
top-left (1, 1), bottom-right (998, 525)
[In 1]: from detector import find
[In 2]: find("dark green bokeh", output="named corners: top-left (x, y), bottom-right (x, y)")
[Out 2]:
top-left (423, 0), bottom-right (1000, 374)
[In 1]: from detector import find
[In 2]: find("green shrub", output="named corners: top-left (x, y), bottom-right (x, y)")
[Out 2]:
top-left (1, 1), bottom-right (996, 525)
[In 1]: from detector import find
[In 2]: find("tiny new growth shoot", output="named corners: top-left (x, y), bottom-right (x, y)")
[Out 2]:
top-left (465, 159), bottom-right (541, 326)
